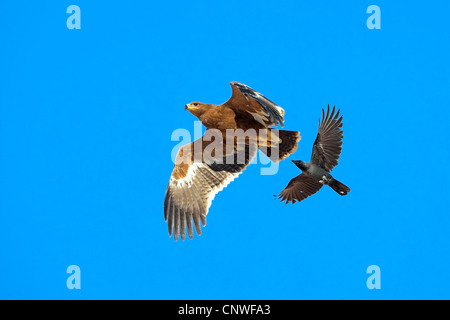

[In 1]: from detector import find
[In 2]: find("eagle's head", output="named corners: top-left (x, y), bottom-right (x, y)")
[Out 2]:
top-left (184, 102), bottom-right (210, 117)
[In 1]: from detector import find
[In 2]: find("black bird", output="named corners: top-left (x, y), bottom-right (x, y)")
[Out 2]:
top-left (278, 105), bottom-right (350, 203)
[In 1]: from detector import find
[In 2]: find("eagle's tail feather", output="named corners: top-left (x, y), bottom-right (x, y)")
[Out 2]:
top-left (328, 178), bottom-right (350, 196)
top-left (258, 129), bottom-right (300, 163)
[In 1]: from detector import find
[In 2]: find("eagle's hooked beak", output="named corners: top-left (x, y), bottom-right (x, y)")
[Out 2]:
top-left (185, 103), bottom-right (200, 111)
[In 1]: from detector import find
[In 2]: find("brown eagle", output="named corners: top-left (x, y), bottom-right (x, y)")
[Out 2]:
top-left (164, 81), bottom-right (300, 240)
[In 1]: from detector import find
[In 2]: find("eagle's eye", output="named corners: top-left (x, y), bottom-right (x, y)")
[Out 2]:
top-left (193, 103), bottom-right (199, 106)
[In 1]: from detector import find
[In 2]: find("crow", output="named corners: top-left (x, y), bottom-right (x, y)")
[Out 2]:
top-left (278, 105), bottom-right (350, 204)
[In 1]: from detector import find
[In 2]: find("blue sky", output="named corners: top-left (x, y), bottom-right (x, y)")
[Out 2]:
top-left (0, 1), bottom-right (449, 299)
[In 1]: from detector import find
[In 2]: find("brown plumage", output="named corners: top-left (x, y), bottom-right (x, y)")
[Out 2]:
top-left (165, 81), bottom-right (301, 240)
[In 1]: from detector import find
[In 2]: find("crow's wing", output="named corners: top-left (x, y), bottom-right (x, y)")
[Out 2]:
top-left (310, 105), bottom-right (343, 172)
top-left (278, 173), bottom-right (323, 204)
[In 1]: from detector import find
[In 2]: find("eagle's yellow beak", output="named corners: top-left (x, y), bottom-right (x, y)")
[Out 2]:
top-left (185, 103), bottom-right (199, 111)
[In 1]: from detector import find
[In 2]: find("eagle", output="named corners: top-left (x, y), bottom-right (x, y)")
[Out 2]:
top-left (278, 105), bottom-right (350, 204)
top-left (164, 81), bottom-right (301, 240)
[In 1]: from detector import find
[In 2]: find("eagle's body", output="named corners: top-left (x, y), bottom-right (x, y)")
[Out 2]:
top-left (187, 83), bottom-right (285, 131)
top-left (165, 81), bottom-right (301, 240)
top-left (278, 105), bottom-right (350, 204)
top-left (196, 105), bottom-right (237, 130)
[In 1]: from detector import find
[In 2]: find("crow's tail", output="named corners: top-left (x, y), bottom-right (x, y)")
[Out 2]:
top-left (329, 178), bottom-right (350, 196)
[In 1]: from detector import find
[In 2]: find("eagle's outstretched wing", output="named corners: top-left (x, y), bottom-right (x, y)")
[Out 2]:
top-left (164, 133), bottom-right (257, 240)
top-left (310, 105), bottom-right (343, 172)
top-left (222, 81), bottom-right (285, 128)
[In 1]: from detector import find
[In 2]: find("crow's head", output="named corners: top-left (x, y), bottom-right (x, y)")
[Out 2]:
top-left (292, 160), bottom-right (308, 171)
